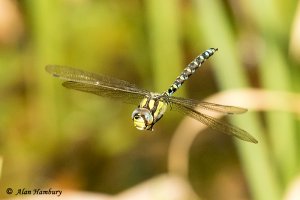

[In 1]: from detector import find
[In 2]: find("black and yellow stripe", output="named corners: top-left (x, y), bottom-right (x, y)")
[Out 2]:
top-left (137, 96), bottom-right (167, 130)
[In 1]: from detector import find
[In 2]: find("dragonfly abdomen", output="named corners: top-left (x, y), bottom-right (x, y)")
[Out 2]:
top-left (164, 48), bottom-right (218, 96)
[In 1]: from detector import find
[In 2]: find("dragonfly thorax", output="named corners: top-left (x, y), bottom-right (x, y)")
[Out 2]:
top-left (132, 95), bottom-right (168, 131)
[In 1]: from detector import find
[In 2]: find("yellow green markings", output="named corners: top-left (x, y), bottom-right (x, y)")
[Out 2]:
top-left (153, 100), bottom-right (167, 120)
top-left (148, 99), bottom-right (155, 110)
top-left (139, 98), bottom-right (148, 108)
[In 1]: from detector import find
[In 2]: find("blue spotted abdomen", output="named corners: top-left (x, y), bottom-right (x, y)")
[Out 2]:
top-left (164, 48), bottom-right (218, 96)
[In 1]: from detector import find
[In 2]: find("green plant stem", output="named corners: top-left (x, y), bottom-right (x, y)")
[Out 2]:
top-left (145, 0), bottom-right (183, 95)
top-left (24, 0), bottom-right (65, 146)
top-left (194, 1), bottom-right (282, 200)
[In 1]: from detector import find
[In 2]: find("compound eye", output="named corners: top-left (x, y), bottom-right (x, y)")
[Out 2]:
top-left (143, 111), bottom-right (153, 122)
top-left (132, 108), bottom-right (154, 130)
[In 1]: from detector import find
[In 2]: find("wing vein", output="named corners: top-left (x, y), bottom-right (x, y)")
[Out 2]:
top-left (172, 102), bottom-right (258, 143)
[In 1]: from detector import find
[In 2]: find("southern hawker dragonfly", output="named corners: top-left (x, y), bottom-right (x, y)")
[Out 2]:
top-left (46, 48), bottom-right (257, 143)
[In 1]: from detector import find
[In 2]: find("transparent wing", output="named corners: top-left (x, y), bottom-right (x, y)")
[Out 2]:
top-left (168, 96), bottom-right (247, 114)
top-left (62, 81), bottom-right (147, 104)
top-left (171, 102), bottom-right (258, 143)
top-left (46, 65), bottom-right (149, 104)
top-left (46, 65), bottom-right (148, 92)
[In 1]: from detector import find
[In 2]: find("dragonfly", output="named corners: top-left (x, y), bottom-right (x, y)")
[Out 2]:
top-left (46, 48), bottom-right (258, 143)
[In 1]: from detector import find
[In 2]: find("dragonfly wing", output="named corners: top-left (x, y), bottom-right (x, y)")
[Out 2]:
top-left (198, 101), bottom-right (247, 114)
top-left (46, 65), bottom-right (142, 90)
top-left (62, 81), bottom-right (147, 105)
top-left (168, 96), bottom-right (247, 114)
top-left (172, 102), bottom-right (258, 143)
top-left (46, 65), bottom-right (149, 104)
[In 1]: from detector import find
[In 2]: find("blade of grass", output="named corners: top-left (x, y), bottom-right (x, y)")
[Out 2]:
top-left (24, 0), bottom-right (65, 146)
top-left (194, 1), bottom-right (281, 200)
top-left (260, 44), bottom-right (297, 184)
top-left (145, 0), bottom-right (183, 95)
top-left (240, 0), bottom-right (298, 187)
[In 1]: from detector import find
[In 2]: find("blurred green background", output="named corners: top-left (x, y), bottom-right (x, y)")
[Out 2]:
top-left (0, 0), bottom-right (300, 199)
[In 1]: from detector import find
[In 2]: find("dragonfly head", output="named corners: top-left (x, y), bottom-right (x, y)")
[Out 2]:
top-left (132, 108), bottom-right (154, 130)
